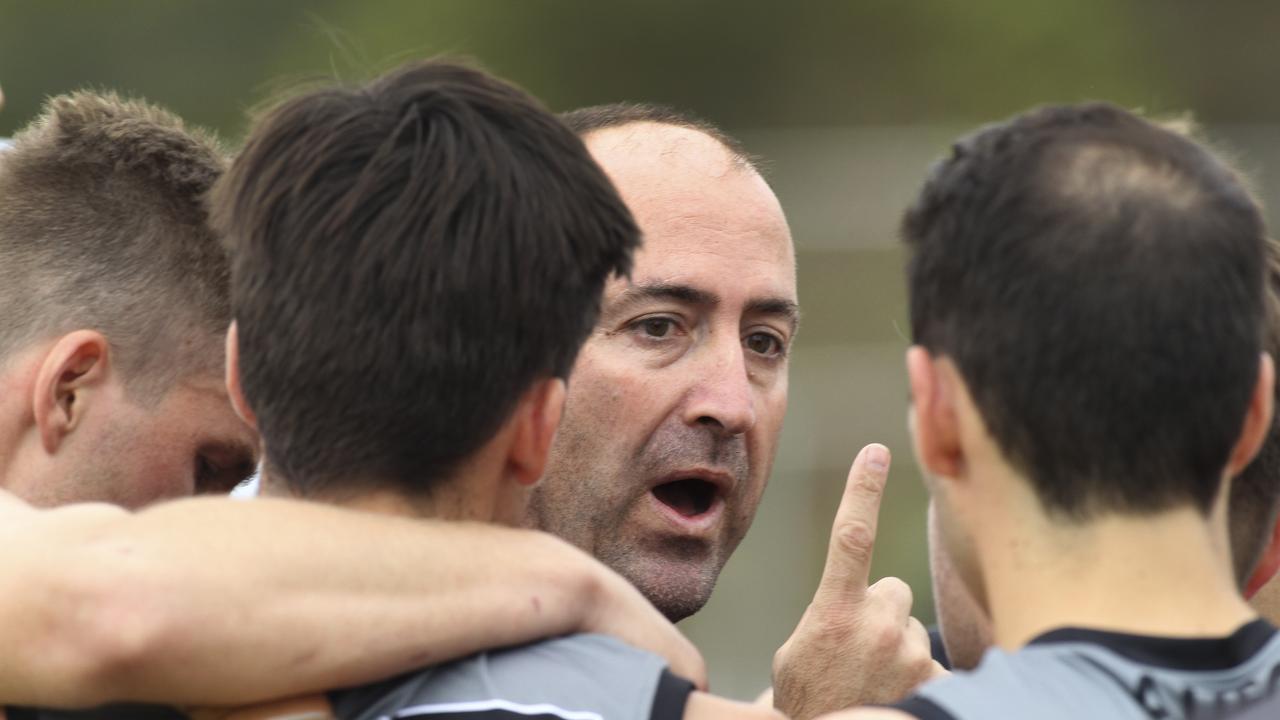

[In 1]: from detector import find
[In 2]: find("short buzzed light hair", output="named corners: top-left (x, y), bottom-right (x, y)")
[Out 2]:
top-left (0, 91), bottom-right (230, 398)
top-left (560, 102), bottom-right (760, 172)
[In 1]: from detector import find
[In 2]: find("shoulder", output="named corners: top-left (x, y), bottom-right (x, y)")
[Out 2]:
top-left (483, 633), bottom-right (670, 682)
top-left (332, 634), bottom-right (679, 720)
top-left (906, 641), bottom-right (1141, 720)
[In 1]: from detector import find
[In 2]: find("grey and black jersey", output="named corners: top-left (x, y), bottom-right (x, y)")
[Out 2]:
top-left (895, 620), bottom-right (1280, 720)
top-left (5, 634), bottom-right (692, 720)
top-left (329, 633), bottom-right (693, 720)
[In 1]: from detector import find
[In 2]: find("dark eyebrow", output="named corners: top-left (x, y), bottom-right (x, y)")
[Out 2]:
top-left (746, 297), bottom-right (802, 334)
top-left (606, 282), bottom-right (720, 317)
top-left (607, 281), bottom-right (801, 334)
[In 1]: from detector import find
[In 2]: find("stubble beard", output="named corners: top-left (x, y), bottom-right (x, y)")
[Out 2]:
top-left (529, 422), bottom-right (751, 621)
top-left (596, 529), bottom-right (724, 621)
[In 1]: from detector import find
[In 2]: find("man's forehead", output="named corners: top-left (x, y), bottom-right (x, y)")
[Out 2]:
top-left (585, 122), bottom-right (738, 177)
top-left (587, 122), bottom-right (796, 298)
top-left (623, 227), bottom-right (794, 284)
top-left (605, 229), bottom-right (798, 317)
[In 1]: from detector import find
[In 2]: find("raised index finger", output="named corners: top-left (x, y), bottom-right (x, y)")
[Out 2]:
top-left (815, 443), bottom-right (891, 605)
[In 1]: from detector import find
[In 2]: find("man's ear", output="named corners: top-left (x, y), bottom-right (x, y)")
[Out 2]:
top-left (225, 322), bottom-right (258, 431)
top-left (906, 346), bottom-right (963, 480)
top-left (1246, 518), bottom-right (1280, 599)
top-left (507, 377), bottom-right (566, 487)
top-left (32, 330), bottom-right (112, 454)
top-left (1228, 352), bottom-right (1275, 477)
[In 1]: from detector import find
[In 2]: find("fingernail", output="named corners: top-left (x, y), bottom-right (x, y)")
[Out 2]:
top-left (866, 444), bottom-right (888, 472)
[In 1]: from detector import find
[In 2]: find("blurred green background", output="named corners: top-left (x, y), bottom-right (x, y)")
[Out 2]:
top-left (5, 0), bottom-right (1280, 698)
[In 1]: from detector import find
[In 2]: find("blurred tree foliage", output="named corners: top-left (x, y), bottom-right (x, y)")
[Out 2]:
top-left (2, 0), bottom-right (1277, 140)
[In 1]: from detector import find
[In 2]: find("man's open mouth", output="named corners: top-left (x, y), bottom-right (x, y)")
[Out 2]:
top-left (651, 478), bottom-right (719, 518)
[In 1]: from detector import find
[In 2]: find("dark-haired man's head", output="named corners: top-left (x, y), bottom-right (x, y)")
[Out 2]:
top-left (931, 233), bottom-right (1280, 668)
top-left (922, 120), bottom-right (1280, 670)
top-left (0, 91), bottom-right (257, 509)
top-left (905, 103), bottom-right (1273, 628)
top-left (214, 61), bottom-right (638, 520)
top-left (528, 103), bottom-right (797, 620)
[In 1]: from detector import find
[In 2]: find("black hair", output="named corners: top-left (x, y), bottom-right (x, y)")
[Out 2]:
top-left (213, 59), bottom-right (639, 497)
top-left (904, 103), bottom-right (1266, 519)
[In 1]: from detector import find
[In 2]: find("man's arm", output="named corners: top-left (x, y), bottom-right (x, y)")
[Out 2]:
top-left (684, 692), bottom-right (785, 720)
top-left (0, 494), bottom-right (703, 708)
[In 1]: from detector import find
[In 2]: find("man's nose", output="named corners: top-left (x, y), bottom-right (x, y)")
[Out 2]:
top-left (683, 336), bottom-right (757, 437)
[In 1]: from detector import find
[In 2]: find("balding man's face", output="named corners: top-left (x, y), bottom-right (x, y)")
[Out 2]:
top-left (528, 123), bottom-right (797, 620)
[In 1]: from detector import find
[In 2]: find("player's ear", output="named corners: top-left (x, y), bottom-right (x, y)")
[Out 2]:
top-left (1228, 352), bottom-right (1275, 477)
top-left (507, 377), bottom-right (566, 487)
top-left (225, 322), bottom-right (258, 432)
top-left (907, 346), bottom-right (963, 480)
top-left (1246, 518), bottom-right (1280, 599)
top-left (33, 330), bottom-right (113, 454)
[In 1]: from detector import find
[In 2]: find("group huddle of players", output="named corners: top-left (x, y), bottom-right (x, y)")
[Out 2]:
top-left (0, 57), bottom-right (1278, 720)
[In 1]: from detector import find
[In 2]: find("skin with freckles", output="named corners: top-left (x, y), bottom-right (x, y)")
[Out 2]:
top-left (528, 122), bottom-right (798, 621)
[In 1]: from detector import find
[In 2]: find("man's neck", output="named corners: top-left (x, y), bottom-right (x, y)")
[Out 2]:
top-left (259, 469), bottom-right (498, 523)
top-left (974, 486), bottom-right (1255, 650)
top-left (0, 350), bottom-right (44, 497)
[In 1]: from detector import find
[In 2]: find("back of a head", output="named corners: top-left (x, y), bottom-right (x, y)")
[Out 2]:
top-left (904, 103), bottom-right (1267, 519)
top-left (0, 91), bottom-right (230, 396)
top-left (213, 59), bottom-right (639, 498)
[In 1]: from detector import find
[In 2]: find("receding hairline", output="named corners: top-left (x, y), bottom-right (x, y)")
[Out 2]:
top-left (581, 119), bottom-right (794, 268)
top-left (562, 101), bottom-right (760, 174)
top-left (580, 121), bottom-right (772, 201)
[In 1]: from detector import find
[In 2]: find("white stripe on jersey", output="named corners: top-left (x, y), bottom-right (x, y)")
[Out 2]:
top-left (382, 699), bottom-right (604, 720)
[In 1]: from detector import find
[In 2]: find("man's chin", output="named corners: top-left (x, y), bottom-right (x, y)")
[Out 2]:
top-left (606, 548), bottom-right (721, 622)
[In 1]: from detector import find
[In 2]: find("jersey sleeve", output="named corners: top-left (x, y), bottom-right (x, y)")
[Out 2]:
top-left (648, 669), bottom-right (694, 720)
top-left (330, 633), bottom-right (687, 720)
top-left (890, 696), bottom-right (961, 720)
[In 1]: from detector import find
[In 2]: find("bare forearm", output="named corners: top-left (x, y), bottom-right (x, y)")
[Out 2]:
top-left (0, 497), bottom-right (603, 707)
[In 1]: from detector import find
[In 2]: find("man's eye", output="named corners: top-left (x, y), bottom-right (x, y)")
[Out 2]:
top-left (745, 332), bottom-right (784, 357)
top-left (637, 317), bottom-right (676, 338)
